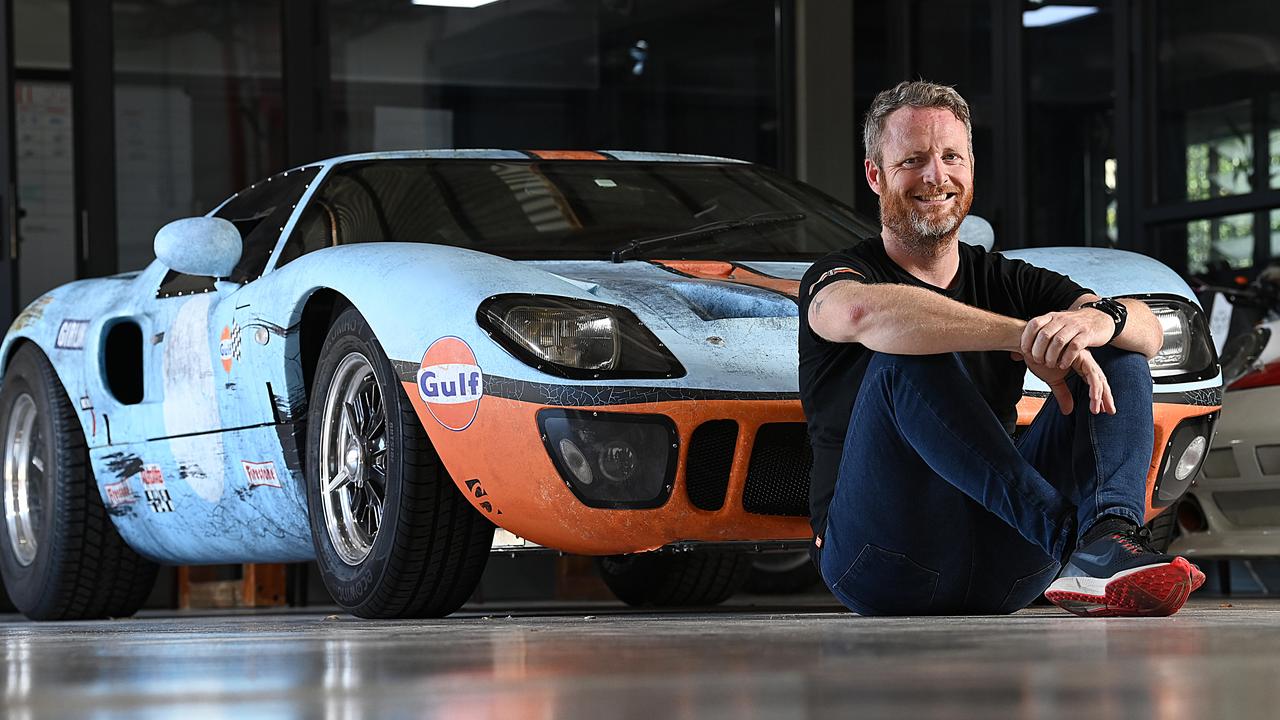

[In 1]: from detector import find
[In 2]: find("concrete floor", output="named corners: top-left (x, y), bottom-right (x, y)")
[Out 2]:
top-left (2, 598), bottom-right (1279, 720)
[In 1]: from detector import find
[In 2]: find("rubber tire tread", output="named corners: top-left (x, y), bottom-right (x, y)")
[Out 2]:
top-left (597, 551), bottom-right (752, 607)
top-left (0, 344), bottom-right (158, 620)
top-left (1145, 505), bottom-right (1178, 553)
top-left (307, 308), bottom-right (493, 618)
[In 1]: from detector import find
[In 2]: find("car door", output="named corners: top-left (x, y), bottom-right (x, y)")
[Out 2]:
top-left (84, 169), bottom-right (324, 564)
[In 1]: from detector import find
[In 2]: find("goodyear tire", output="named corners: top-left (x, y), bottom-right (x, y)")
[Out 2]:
top-left (596, 551), bottom-right (751, 607)
top-left (0, 345), bottom-right (158, 620)
top-left (305, 308), bottom-right (493, 618)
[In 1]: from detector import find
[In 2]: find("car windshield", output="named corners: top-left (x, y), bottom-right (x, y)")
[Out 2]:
top-left (285, 159), bottom-right (879, 262)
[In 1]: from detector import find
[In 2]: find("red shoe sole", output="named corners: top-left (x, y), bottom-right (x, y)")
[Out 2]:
top-left (1045, 557), bottom-right (1195, 617)
top-left (1189, 561), bottom-right (1205, 592)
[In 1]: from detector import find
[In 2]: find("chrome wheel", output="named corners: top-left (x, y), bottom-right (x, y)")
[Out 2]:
top-left (319, 352), bottom-right (388, 566)
top-left (3, 394), bottom-right (45, 567)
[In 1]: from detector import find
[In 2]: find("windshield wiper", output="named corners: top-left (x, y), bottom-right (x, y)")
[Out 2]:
top-left (609, 211), bottom-right (807, 263)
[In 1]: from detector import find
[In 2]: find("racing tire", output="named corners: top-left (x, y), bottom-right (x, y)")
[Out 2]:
top-left (596, 551), bottom-right (751, 607)
top-left (305, 308), bottom-right (493, 618)
top-left (1145, 504), bottom-right (1180, 553)
top-left (0, 344), bottom-right (159, 620)
top-left (744, 550), bottom-right (823, 595)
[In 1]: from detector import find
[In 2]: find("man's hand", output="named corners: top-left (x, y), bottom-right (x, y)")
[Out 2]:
top-left (1015, 347), bottom-right (1116, 416)
top-left (1020, 307), bottom-right (1114, 370)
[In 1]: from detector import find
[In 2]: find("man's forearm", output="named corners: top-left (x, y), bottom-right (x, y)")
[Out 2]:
top-left (812, 283), bottom-right (1024, 354)
top-left (1111, 299), bottom-right (1164, 359)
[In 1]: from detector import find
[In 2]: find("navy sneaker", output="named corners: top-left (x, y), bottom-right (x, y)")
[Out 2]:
top-left (1045, 522), bottom-right (1196, 617)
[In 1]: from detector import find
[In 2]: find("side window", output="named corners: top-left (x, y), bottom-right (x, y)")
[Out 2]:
top-left (156, 166), bottom-right (321, 298)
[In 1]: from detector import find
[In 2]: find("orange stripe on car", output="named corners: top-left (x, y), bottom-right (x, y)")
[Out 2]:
top-left (527, 150), bottom-right (609, 161)
top-left (651, 260), bottom-right (801, 298)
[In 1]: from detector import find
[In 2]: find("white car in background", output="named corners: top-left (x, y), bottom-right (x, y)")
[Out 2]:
top-left (1172, 272), bottom-right (1280, 557)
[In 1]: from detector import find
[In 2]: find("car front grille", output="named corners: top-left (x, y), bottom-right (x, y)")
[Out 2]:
top-left (685, 421), bottom-right (738, 511)
top-left (743, 423), bottom-right (812, 517)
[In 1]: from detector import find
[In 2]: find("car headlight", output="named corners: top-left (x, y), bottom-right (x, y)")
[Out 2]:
top-left (1140, 297), bottom-right (1217, 382)
top-left (478, 294), bottom-right (685, 379)
top-left (538, 409), bottom-right (677, 508)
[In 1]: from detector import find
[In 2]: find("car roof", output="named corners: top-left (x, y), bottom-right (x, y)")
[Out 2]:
top-left (314, 149), bottom-right (750, 167)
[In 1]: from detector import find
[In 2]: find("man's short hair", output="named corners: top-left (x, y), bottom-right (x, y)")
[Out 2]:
top-left (863, 80), bottom-right (973, 167)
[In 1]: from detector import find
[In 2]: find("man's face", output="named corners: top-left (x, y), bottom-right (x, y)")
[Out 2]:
top-left (865, 106), bottom-right (974, 254)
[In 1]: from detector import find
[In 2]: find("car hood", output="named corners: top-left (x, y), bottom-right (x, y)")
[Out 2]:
top-left (522, 260), bottom-right (804, 391)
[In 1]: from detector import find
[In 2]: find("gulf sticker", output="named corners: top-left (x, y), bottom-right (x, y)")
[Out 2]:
top-left (219, 323), bottom-right (242, 373)
top-left (417, 337), bottom-right (483, 432)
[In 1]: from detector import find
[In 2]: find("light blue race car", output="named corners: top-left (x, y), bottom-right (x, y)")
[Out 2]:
top-left (0, 150), bottom-right (1222, 619)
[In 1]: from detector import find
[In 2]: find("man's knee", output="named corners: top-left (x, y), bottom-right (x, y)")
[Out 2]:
top-left (1090, 347), bottom-right (1153, 390)
top-left (866, 351), bottom-right (967, 378)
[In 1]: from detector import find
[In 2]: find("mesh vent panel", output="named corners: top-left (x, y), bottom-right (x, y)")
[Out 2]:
top-left (685, 421), bottom-right (738, 511)
top-left (743, 423), bottom-right (812, 517)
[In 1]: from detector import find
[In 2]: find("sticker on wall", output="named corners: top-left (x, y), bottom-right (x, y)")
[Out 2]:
top-left (104, 479), bottom-right (135, 508)
top-left (241, 460), bottom-right (282, 489)
top-left (417, 336), bottom-right (483, 431)
top-left (219, 322), bottom-right (242, 373)
top-left (140, 463), bottom-right (173, 513)
top-left (55, 319), bottom-right (89, 350)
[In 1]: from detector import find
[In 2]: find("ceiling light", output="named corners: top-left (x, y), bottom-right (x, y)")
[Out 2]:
top-left (1022, 6), bottom-right (1098, 28)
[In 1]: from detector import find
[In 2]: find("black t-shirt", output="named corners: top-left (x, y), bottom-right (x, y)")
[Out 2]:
top-left (798, 237), bottom-right (1090, 537)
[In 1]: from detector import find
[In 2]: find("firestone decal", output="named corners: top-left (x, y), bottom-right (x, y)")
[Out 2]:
top-left (417, 337), bottom-right (483, 431)
top-left (141, 464), bottom-right (173, 513)
top-left (241, 460), bottom-right (282, 489)
top-left (219, 323), bottom-right (242, 373)
top-left (104, 479), bottom-right (135, 508)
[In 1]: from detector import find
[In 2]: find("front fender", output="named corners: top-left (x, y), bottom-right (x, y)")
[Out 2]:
top-left (1004, 247), bottom-right (1199, 304)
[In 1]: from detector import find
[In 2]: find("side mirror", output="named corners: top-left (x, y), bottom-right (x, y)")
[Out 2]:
top-left (958, 214), bottom-right (995, 252)
top-left (154, 217), bottom-right (242, 278)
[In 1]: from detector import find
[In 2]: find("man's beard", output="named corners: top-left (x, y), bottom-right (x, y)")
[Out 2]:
top-left (879, 184), bottom-right (972, 256)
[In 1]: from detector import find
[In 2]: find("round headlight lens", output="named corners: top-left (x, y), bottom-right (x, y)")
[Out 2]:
top-left (598, 440), bottom-right (639, 483)
top-left (1175, 436), bottom-right (1208, 482)
top-left (558, 438), bottom-right (594, 485)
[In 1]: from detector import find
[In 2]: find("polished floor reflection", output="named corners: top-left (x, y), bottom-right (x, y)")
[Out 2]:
top-left (2, 598), bottom-right (1279, 719)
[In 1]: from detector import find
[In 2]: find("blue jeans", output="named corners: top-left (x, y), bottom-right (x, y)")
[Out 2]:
top-left (818, 348), bottom-right (1153, 615)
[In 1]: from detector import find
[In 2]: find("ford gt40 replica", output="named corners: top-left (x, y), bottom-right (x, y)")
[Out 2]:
top-left (1, 150), bottom-right (1223, 620)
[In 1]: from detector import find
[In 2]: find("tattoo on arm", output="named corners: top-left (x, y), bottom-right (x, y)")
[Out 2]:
top-left (812, 297), bottom-right (824, 314)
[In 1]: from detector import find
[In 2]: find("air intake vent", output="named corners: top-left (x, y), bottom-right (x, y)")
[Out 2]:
top-left (743, 423), bottom-right (812, 517)
top-left (686, 421), bottom-right (738, 511)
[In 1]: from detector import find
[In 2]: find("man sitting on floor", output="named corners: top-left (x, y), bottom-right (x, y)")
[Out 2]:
top-left (800, 80), bottom-right (1201, 617)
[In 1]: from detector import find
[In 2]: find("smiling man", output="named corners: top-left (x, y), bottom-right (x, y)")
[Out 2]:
top-left (799, 80), bottom-right (1201, 617)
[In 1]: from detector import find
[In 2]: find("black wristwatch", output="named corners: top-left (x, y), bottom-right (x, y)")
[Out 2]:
top-left (1081, 297), bottom-right (1127, 343)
